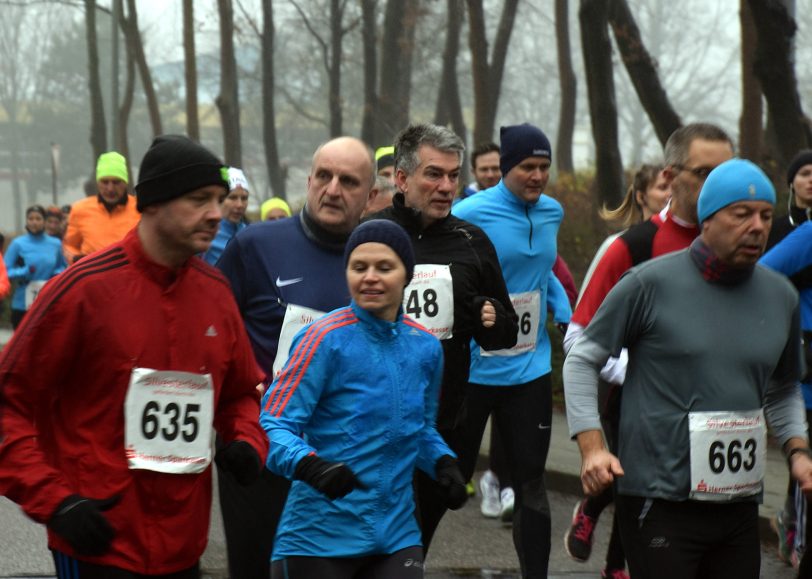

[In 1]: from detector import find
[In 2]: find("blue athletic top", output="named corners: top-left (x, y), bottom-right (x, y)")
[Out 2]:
top-left (761, 220), bottom-right (812, 405)
top-left (453, 180), bottom-right (571, 385)
top-left (262, 302), bottom-right (452, 559)
top-left (4, 232), bottom-right (65, 311)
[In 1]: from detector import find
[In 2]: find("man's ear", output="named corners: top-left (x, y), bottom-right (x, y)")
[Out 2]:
top-left (661, 167), bottom-right (676, 186)
top-left (365, 186), bottom-right (379, 207)
top-left (395, 168), bottom-right (408, 193)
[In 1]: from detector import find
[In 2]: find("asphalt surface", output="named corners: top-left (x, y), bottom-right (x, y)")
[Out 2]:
top-left (0, 326), bottom-right (800, 577)
top-left (0, 479), bottom-right (797, 578)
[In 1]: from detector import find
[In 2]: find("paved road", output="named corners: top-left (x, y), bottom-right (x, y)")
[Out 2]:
top-left (0, 477), bottom-right (796, 578)
top-left (0, 327), bottom-right (798, 577)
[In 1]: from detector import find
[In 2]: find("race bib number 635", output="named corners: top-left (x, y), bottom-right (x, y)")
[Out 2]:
top-left (124, 368), bottom-right (214, 474)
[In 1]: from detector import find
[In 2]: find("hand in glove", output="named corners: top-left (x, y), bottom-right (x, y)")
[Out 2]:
top-left (435, 455), bottom-right (467, 510)
top-left (294, 454), bottom-right (364, 500)
top-left (48, 494), bottom-right (119, 556)
top-left (215, 440), bottom-right (262, 486)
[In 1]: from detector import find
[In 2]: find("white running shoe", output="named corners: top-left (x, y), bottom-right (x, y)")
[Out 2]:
top-left (499, 487), bottom-right (515, 522)
top-left (479, 470), bottom-right (501, 518)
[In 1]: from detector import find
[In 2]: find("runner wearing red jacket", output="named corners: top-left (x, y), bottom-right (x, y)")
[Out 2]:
top-left (0, 135), bottom-right (268, 578)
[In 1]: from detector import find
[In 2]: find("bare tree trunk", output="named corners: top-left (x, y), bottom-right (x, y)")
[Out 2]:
top-left (555, 0), bottom-right (576, 174)
top-left (607, 0), bottom-right (681, 147)
top-left (85, 0), bottom-right (107, 160)
top-left (746, 0), bottom-right (807, 168)
top-left (216, 0), bottom-right (242, 166)
top-left (183, 0), bottom-right (200, 141)
top-left (328, 0), bottom-right (343, 137)
top-left (486, 0), bottom-right (519, 136)
top-left (739, 0), bottom-right (762, 162)
top-left (262, 0), bottom-right (285, 198)
top-left (9, 117), bottom-right (23, 231)
top-left (433, 0), bottom-right (467, 182)
top-left (434, 0), bottom-right (466, 139)
top-left (124, 0), bottom-right (162, 137)
top-left (118, 23), bottom-right (136, 181)
top-left (377, 0), bottom-right (420, 145)
top-left (360, 0), bottom-right (378, 146)
top-left (466, 0), bottom-right (519, 145)
top-left (580, 0), bottom-right (624, 208)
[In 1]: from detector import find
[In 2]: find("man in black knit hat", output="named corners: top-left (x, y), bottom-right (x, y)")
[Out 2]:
top-left (0, 135), bottom-right (268, 578)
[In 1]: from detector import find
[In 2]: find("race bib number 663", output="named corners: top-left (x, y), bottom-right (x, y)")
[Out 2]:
top-left (124, 368), bottom-right (214, 474)
top-left (688, 409), bottom-right (766, 501)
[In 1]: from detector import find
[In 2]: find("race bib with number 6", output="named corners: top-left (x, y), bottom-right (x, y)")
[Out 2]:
top-left (124, 368), bottom-right (214, 474)
top-left (688, 409), bottom-right (766, 501)
top-left (481, 290), bottom-right (540, 357)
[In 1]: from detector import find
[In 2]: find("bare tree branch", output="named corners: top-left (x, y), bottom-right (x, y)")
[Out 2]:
top-left (290, 0), bottom-right (330, 74)
top-left (279, 85), bottom-right (328, 127)
top-left (235, 0), bottom-right (262, 38)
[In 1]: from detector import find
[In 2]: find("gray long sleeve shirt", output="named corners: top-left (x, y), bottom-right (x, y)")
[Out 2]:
top-left (564, 249), bottom-right (806, 501)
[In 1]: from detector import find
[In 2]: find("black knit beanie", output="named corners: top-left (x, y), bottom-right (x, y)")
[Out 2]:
top-left (499, 123), bottom-right (552, 176)
top-left (344, 220), bottom-right (415, 282)
top-left (787, 150), bottom-right (812, 186)
top-left (135, 135), bottom-right (228, 211)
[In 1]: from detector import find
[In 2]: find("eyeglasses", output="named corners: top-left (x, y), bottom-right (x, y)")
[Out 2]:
top-left (673, 164), bottom-right (714, 180)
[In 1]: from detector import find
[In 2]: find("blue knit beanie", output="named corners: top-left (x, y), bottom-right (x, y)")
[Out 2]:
top-left (499, 123), bottom-right (552, 176)
top-left (697, 159), bottom-right (775, 223)
top-left (344, 220), bottom-right (415, 282)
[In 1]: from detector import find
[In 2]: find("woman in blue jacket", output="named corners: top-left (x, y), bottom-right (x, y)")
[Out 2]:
top-left (261, 220), bottom-right (466, 578)
top-left (203, 167), bottom-right (250, 265)
top-left (5, 205), bottom-right (66, 328)
top-left (761, 219), bottom-right (812, 573)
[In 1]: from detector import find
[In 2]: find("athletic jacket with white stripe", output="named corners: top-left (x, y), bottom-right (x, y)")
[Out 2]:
top-left (261, 302), bottom-right (452, 559)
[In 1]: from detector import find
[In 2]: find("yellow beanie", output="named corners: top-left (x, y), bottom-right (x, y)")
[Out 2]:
top-left (96, 151), bottom-right (129, 184)
top-left (261, 197), bottom-right (292, 221)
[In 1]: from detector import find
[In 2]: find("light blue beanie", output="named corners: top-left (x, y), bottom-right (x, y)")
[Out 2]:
top-left (697, 159), bottom-right (775, 222)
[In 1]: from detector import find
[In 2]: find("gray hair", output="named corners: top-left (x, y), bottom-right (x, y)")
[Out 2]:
top-left (663, 123), bottom-right (734, 167)
top-left (374, 175), bottom-right (396, 195)
top-left (394, 123), bottom-right (465, 176)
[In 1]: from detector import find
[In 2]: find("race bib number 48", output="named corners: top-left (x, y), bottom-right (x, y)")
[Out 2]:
top-left (688, 409), bottom-right (766, 501)
top-left (124, 368), bottom-right (214, 474)
top-left (403, 264), bottom-right (454, 340)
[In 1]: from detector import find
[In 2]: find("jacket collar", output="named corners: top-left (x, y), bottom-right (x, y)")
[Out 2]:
top-left (350, 300), bottom-right (402, 340)
top-left (123, 229), bottom-right (192, 290)
top-left (494, 180), bottom-right (540, 209)
top-left (300, 205), bottom-right (351, 252)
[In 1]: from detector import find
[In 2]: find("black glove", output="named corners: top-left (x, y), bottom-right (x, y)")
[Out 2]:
top-left (435, 455), bottom-right (467, 510)
top-left (294, 454), bottom-right (364, 500)
top-left (215, 440), bottom-right (262, 486)
top-left (48, 494), bottom-right (118, 556)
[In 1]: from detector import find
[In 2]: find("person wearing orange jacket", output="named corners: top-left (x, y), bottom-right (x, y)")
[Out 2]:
top-left (0, 135), bottom-right (268, 578)
top-left (63, 151), bottom-right (140, 264)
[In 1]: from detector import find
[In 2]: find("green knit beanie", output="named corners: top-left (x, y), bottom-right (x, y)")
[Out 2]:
top-left (96, 151), bottom-right (129, 184)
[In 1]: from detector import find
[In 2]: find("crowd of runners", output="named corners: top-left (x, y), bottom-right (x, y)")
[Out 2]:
top-left (0, 121), bottom-right (810, 579)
